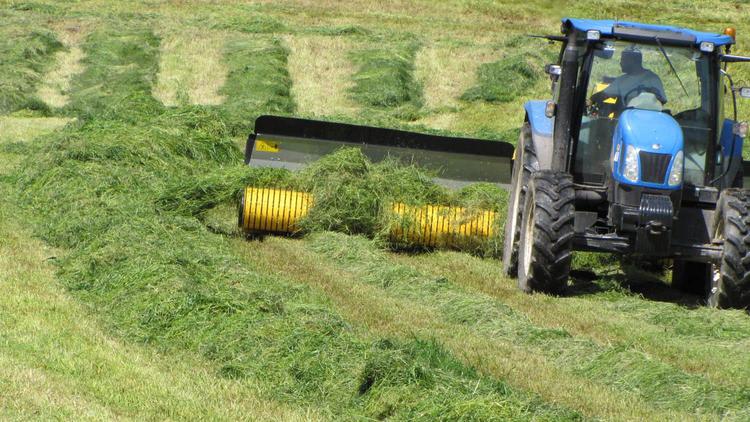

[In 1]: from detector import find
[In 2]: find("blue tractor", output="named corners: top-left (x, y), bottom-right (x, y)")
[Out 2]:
top-left (503, 18), bottom-right (750, 308)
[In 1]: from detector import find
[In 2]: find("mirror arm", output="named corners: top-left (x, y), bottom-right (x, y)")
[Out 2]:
top-left (709, 69), bottom-right (739, 186)
top-left (720, 54), bottom-right (750, 63)
top-left (527, 34), bottom-right (566, 43)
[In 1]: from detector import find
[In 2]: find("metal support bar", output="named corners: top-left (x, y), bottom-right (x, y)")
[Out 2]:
top-left (551, 31), bottom-right (579, 172)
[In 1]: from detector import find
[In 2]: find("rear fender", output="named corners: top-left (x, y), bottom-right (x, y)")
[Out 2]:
top-left (524, 101), bottom-right (554, 170)
top-left (719, 119), bottom-right (744, 187)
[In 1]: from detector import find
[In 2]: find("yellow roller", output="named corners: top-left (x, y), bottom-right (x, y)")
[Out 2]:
top-left (239, 187), bottom-right (312, 234)
top-left (239, 187), bottom-right (497, 248)
top-left (389, 203), bottom-right (496, 248)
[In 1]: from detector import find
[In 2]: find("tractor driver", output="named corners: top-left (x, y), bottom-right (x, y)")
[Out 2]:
top-left (592, 47), bottom-right (667, 112)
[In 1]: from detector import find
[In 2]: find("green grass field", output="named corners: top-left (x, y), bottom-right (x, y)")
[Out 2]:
top-left (2, 0), bottom-right (750, 420)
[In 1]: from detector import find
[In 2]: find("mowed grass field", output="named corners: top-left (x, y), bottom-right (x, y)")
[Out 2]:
top-left (2, 0), bottom-right (750, 420)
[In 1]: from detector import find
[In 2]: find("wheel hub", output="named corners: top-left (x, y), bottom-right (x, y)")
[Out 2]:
top-left (522, 204), bottom-right (534, 274)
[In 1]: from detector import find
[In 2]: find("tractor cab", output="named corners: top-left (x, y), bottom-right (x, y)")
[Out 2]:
top-left (505, 18), bottom-right (750, 308)
top-left (576, 39), bottom-right (713, 189)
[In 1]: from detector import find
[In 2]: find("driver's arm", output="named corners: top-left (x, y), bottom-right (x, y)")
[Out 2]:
top-left (646, 72), bottom-right (667, 103)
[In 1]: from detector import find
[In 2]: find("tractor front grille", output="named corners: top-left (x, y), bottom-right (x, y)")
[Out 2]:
top-left (639, 151), bottom-right (672, 184)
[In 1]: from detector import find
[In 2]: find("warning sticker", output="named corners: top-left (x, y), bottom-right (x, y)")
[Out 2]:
top-left (255, 139), bottom-right (280, 153)
top-left (593, 82), bottom-right (610, 94)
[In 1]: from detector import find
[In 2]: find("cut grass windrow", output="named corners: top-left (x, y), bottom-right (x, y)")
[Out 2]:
top-left (401, 251), bottom-right (750, 391)
top-left (240, 232), bottom-right (750, 420)
top-left (349, 40), bottom-right (423, 119)
top-left (65, 26), bottom-right (161, 121)
top-left (461, 36), bottom-right (555, 105)
top-left (219, 36), bottom-right (295, 135)
top-left (0, 26), bottom-right (63, 115)
top-left (240, 234), bottom-right (685, 421)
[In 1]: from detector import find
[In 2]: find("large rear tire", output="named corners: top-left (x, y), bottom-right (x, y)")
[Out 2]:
top-left (503, 124), bottom-right (538, 276)
top-left (708, 189), bottom-right (750, 309)
top-left (517, 171), bottom-right (575, 294)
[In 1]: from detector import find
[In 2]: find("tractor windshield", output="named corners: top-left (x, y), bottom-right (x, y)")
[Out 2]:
top-left (575, 40), bottom-right (714, 186)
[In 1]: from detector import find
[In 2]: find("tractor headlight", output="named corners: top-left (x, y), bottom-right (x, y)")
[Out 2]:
top-left (623, 145), bottom-right (639, 182)
top-left (668, 150), bottom-right (684, 186)
top-left (699, 41), bottom-right (715, 53)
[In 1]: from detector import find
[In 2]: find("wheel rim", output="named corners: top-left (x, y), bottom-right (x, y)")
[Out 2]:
top-left (708, 220), bottom-right (725, 306)
top-left (508, 160), bottom-right (524, 244)
top-left (522, 203), bottom-right (535, 275)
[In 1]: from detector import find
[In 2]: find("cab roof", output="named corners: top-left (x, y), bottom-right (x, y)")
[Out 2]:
top-left (563, 18), bottom-right (734, 47)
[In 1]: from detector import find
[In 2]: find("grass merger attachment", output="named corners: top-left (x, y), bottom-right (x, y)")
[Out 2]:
top-left (239, 115), bottom-right (513, 248)
top-left (505, 18), bottom-right (750, 308)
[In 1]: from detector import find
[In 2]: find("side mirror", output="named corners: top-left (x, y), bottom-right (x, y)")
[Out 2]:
top-left (593, 46), bottom-right (615, 60)
top-left (544, 64), bottom-right (561, 95)
top-left (733, 121), bottom-right (748, 138)
top-left (738, 87), bottom-right (750, 98)
top-left (545, 64), bottom-right (561, 77)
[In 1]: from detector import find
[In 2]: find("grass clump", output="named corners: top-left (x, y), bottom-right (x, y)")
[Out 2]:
top-left (461, 54), bottom-right (541, 103)
top-left (158, 165), bottom-right (293, 217)
top-left (349, 42), bottom-right (423, 118)
top-left (219, 37), bottom-right (295, 135)
top-left (462, 36), bottom-right (556, 104)
top-left (356, 338), bottom-right (581, 421)
top-left (0, 28), bottom-right (63, 114)
top-left (296, 148), bottom-right (446, 235)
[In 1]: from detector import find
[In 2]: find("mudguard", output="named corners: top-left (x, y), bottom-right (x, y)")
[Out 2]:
top-left (524, 101), bottom-right (554, 170)
top-left (719, 119), bottom-right (744, 187)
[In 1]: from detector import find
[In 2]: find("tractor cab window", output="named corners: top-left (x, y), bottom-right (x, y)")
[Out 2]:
top-left (574, 40), bottom-right (714, 186)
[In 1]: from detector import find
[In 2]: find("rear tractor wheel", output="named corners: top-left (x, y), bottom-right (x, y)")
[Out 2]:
top-left (708, 189), bottom-right (750, 309)
top-left (517, 171), bottom-right (575, 294)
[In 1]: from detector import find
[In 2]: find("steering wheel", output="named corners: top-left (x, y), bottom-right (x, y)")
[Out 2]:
top-left (588, 88), bottom-right (622, 117)
top-left (622, 85), bottom-right (665, 107)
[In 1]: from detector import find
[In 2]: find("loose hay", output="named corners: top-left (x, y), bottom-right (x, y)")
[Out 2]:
top-left (0, 29), bottom-right (63, 114)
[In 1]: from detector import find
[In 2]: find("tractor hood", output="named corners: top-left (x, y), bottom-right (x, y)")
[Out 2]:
top-left (611, 109), bottom-right (684, 189)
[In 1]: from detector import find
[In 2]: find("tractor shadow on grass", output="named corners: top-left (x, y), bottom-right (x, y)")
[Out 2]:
top-left (567, 264), bottom-right (704, 309)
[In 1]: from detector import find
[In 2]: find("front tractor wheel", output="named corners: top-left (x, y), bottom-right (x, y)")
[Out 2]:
top-left (502, 124), bottom-right (538, 276)
top-left (709, 189), bottom-right (750, 309)
top-left (517, 171), bottom-right (575, 294)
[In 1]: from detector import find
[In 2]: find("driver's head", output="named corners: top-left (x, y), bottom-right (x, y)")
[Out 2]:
top-left (620, 48), bottom-right (643, 74)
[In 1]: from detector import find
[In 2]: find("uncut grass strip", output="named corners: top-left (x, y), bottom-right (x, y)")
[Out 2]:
top-left (304, 233), bottom-right (750, 418)
top-left (238, 233), bottom-right (693, 421)
top-left (401, 250), bottom-right (750, 392)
